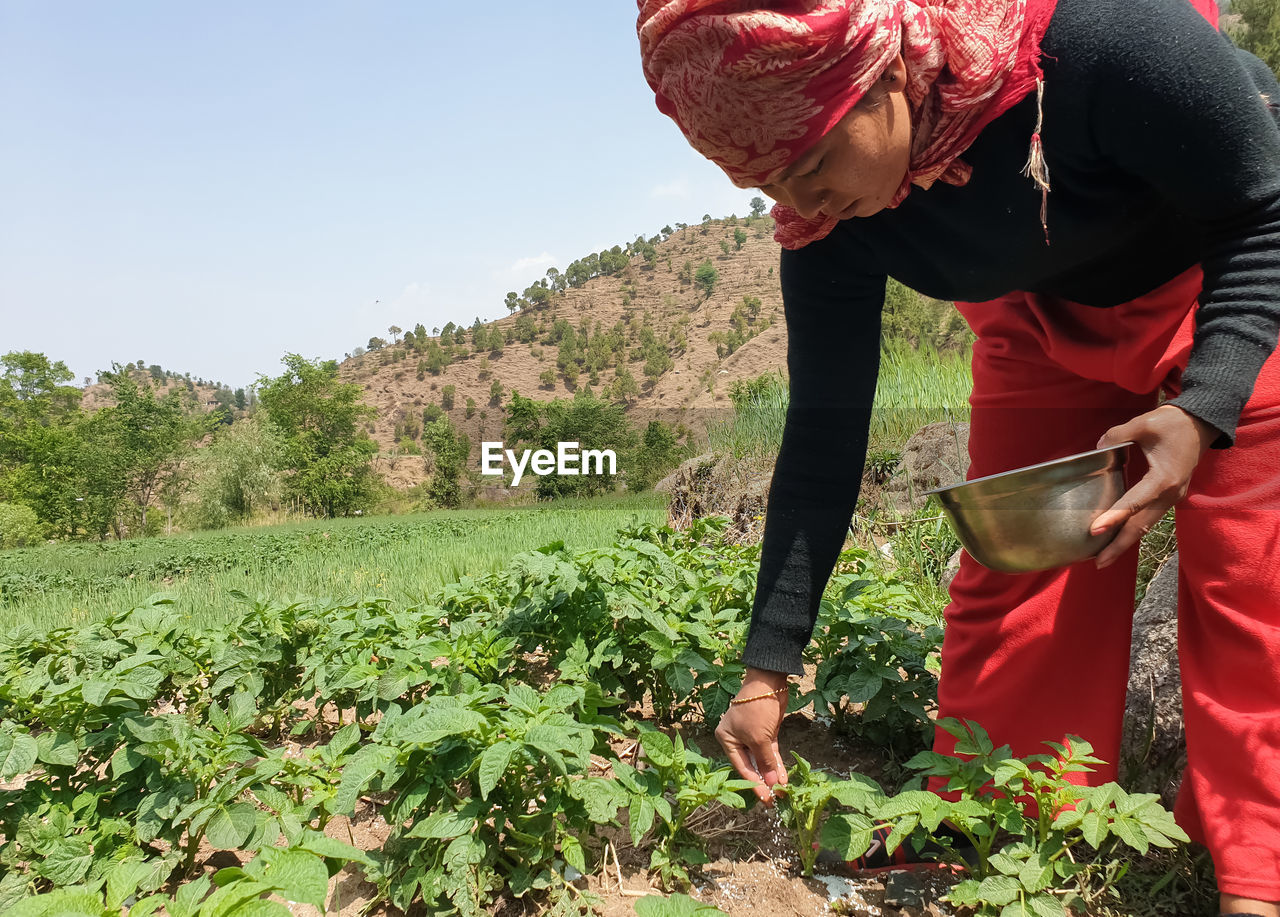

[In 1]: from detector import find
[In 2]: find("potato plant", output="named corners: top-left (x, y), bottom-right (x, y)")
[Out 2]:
top-left (0, 519), bottom-right (1188, 916)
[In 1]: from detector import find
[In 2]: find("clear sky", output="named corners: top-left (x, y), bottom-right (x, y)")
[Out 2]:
top-left (0, 2), bottom-right (761, 389)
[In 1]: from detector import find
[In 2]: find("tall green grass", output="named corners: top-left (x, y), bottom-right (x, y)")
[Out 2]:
top-left (0, 492), bottom-right (667, 633)
top-left (706, 341), bottom-right (972, 462)
top-left (869, 338), bottom-right (972, 452)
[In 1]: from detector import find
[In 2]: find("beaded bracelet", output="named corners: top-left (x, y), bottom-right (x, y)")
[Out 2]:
top-left (729, 685), bottom-right (789, 706)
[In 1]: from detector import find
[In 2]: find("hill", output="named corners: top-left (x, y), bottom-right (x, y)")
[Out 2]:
top-left (337, 215), bottom-right (791, 489)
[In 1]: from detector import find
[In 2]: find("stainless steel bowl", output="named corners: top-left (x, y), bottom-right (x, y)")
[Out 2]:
top-left (922, 442), bottom-right (1133, 574)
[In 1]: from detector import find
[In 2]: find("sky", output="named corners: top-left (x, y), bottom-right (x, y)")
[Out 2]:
top-left (0, 2), bottom-right (761, 390)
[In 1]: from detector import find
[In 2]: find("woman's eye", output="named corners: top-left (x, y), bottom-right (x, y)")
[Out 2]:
top-left (806, 159), bottom-right (824, 177)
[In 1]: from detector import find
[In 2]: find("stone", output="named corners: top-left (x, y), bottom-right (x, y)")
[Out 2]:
top-left (884, 422), bottom-right (971, 515)
top-left (1120, 551), bottom-right (1186, 808)
top-left (882, 871), bottom-right (928, 909)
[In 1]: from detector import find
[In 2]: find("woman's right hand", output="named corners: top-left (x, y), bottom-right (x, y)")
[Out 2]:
top-left (714, 666), bottom-right (791, 806)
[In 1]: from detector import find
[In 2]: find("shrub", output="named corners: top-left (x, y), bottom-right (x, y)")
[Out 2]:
top-left (0, 502), bottom-right (41, 548)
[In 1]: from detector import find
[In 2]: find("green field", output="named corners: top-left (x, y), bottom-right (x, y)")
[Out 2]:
top-left (0, 492), bottom-right (667, 632)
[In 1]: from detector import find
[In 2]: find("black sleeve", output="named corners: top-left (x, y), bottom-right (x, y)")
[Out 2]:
top-left (1087, 0), bottom-right (1280, 445)
top-left (741, 236), bottom-right (886, 675)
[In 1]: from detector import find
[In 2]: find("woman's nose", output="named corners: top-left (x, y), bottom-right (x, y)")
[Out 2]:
top-left (792, 190), bottom-right (826, 220)
top-left (783, 181), bottom-right (826, 219)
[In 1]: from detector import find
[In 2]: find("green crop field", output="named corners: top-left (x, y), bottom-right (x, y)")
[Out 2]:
top-left (0, 492), bottom-right (666, 633)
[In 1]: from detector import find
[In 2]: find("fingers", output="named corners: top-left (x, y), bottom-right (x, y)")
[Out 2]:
top-left (717, 724), bottom-right (774, 805)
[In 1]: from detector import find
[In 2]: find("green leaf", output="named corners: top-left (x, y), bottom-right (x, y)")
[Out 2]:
top-left (8, 888), bottom-right (111, 917)
top-left (254, 848), bottom-right (330, 912)
top-left (332, 743), bottom-right (397, 815)
top-left (1018, 856), bottom-right (1054, 893)
top-left (35, 731), bottom-right (80, 768)
top-left (988, 852), bottom-right (1022, 876)
top-left (205, 802), bottom-right (258, 849)
top-left (170, 874), bottom-right (213, 917)
top-left (444, 833), bottom-right (486, 867)
top-left (1111, 816), bottom-right (1149, 854)
top-left (639, 730), bottom-right (676, 768)
top-left (0, 729), bottom-right (38, 779)
top-left (478, 740), bottom-right (518, 799)
top-left (293, 829), bottom-right (375, 867)
top-left (106, 858), bottom-right (161, 910)
top-left (324, 722), bottom-right (361, 761)
top-left (630, 795), bottom-right (656, 846)
top-left (560, 833), bottom-right (587, 875)
top-left (396, 699), bottom-right (486, 746)
top-left (1029, 894), bottom-right (1069, 917)
top-left (977, 875), bottom-right (1021, 907)
top-left (408, 801), bottom-right (482, 840)
top-left (819, 813), bottom-right (876, 859)
top-left (945, 879), bottom-right (981, 907)
top-left (1080, 810), bottom-right (1106, 849)
top-left (226, 692), bottom-right (258, 732)
top-left (1000, 903), bottom-right (1031, 917)
top-left (633, 893), bottom-right (728, 916)
top-left (40, 835), bottom-right (93, 886)
top-left (842, 668), bottom-right (884, 704)
top-left (569, 777), bottom-right (627, 823)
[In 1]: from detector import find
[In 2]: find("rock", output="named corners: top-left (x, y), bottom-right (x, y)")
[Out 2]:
top-left (1120, 552), bottom-right (1185, 807)
top-left (941, 548), bottom-right (964, 590)
top-left (654, 451), bottom-right (715, 495)
top-left (662, 451), bottom-right (773, 544)
top-left (884, 422), bottom-right (971, 515)
top-left (883, 871), bottom-right (928, 909)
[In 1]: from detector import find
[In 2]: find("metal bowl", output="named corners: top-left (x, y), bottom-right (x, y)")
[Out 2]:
top-left (922, 442), bottom-right (1133, 574)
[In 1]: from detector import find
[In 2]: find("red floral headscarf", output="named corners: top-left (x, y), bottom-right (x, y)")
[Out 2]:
top-left (638, 0), bottom-right (1058, 248)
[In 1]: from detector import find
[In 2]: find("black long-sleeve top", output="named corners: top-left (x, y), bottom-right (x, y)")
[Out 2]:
top-left (743, 0), bottom-right (1280, 675)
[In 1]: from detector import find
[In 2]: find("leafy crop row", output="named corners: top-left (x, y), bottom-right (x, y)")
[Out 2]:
top-left (1, 517), bottom-right (1186, 916)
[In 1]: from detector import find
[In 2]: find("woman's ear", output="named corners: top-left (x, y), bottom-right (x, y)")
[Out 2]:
top-left (881, 53), bottom-right (907, 91)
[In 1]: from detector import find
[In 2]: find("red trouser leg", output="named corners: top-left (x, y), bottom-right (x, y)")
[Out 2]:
top-left (927, 291), bottom-right (1165, 788)
top-left (926, 268), bottom-right (1280, 899)
top-left (1174, 346), bottom-right (1280, 901)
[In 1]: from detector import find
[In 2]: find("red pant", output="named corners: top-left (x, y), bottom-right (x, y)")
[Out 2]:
top-left (929, 265), bottom-right (1280, 900)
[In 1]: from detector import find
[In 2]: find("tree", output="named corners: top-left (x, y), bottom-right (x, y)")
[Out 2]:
top-left (505, 291), bottom-right (521, 313)
top-left (256, 354), bottom-right (379, 518)
top-left (0, 352), bottom-right (85, 537)
top-left (734, 227), bottom-right (748, 249)
top-left (489, 379), bottom-right (504, 405)
top-left (441, 384), bottom-right (456, 411)
top-left (502, 389), bottom-right (633, 498)
top-left (625, 420), bottom-right (691, 492)
top-left (1228, 0), bottom-right (1280, 73)
top-left (388, 325), bottom-right (402, 344)
top-left (422, 415), bottom-right (471, 508)
top-left (184, 417), bottom-right (284, 529)
top-left (695, 260), bottom-right (719, 298)
top-left (367, 337), bottom-right (387, 351)
top-left (76, 366), bottom-right (211, 538)
top-left (750, 196), bottom-right (767, 217)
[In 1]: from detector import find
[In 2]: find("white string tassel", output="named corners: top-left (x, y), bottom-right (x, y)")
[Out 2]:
top-left (1021, 78), bottom-right (1051, 244)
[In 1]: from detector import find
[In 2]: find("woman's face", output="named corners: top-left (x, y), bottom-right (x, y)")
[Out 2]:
top-left (758, 55), bottom-right (911, 221)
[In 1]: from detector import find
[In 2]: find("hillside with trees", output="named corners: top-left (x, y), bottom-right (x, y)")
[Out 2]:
top-left (336, 207), bottom-right (964, 491)
top-left (1, 204), bottom-right (965, 541)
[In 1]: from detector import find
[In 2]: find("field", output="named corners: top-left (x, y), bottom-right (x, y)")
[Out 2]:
top-left (0, 493), bottom-right (666, 633)
top-left (0, 350), bottom-right (1217, 917)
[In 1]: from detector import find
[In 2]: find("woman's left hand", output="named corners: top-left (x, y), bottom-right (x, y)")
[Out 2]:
top-left (1091, 404), bottom-right (1219, 569)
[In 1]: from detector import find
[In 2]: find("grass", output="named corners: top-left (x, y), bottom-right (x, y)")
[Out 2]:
top-left (705, 340), bottom-right (972, 464)
top-left (0, 491), bottom-right (667, 633)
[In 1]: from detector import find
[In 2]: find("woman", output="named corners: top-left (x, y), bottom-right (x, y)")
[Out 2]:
top-left (638, 0), bottom-right (1280, 914)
